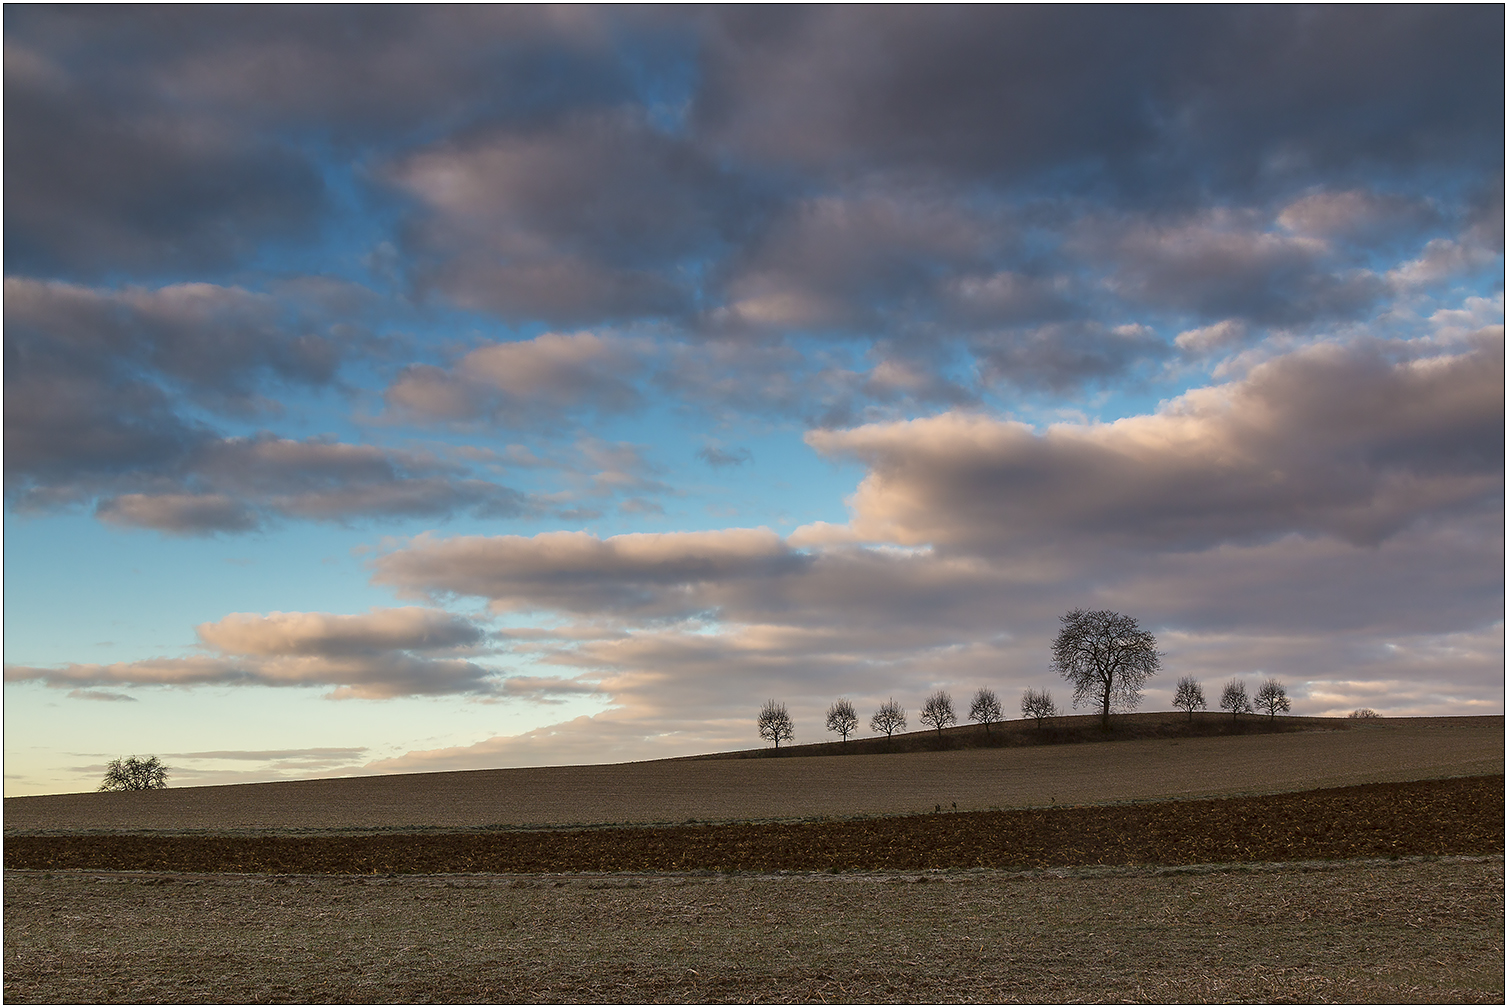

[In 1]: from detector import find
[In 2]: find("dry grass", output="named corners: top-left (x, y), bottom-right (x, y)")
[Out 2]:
top-left (5, 858), bottom-right (1502, 1004)
top-left (6, 715), bottom-right (1502, 832)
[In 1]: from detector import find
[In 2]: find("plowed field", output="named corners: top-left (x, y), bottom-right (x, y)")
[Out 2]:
top-left (8, 776), bottom-right (1501, 875)
top-left (5, 858), bottom-right (1501, 1003)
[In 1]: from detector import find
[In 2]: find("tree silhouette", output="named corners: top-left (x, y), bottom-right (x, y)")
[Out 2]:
top-left (757, 699), bottom-right (794, 748)
top-left (1052, 608), bottom-right (1161, 730)
top-left (968, 688), bottom-right (1003, 731)
top-left (825, 698), bottom-right (858, 741)
top-left (1020, 688), bottom-right (1058, 728)
top-left (98, 755), bottom-right (169, 791)
top-left (1220, 679), bottom-right (1251, 720)
top-left (1172, 676), bottom-right (1207, 720)
top-left (1254, 678), bottom-right (1291, 718)
top-left (870, 698), bottom-right (907, 737)
top-left (920, 691), bottom-right (956, 736)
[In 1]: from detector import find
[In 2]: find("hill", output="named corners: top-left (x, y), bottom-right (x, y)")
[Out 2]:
top-left (5, 715), bottom-right (1501, 834)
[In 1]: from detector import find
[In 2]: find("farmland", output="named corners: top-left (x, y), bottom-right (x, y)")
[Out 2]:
top-left (4, 714), bottom-right (1504, 1004)
top-left (6, 714), bottom-right (1501, 832)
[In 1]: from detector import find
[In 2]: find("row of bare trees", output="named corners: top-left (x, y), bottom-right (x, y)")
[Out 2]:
top-left (1170, 675), bottom-right (1292, 719)
top-left (759, 610), bottom-right (1303, 748)
top-left (761, 686), bottom-right (1072, 747)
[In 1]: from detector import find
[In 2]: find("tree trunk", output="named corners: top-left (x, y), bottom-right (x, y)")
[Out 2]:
top-left (1100, 686), bottom-right (1111, 730)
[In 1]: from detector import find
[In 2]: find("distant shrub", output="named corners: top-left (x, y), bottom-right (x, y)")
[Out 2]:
top-left (1347, 708), bottom-right (1381, 719)
top-left (98, 755), bottom-right (169, 791)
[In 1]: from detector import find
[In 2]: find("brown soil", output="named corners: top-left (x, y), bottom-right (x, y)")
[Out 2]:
top-left (7, 715), bottom-right (1501, 833)
top-left (8, 776), bottom-right (1501, 875)
top-left (5, 858), bottom-right (1501, 1003)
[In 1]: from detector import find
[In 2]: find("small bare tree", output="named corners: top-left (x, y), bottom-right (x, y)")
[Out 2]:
top-left (1020, 688), bottom-right (1058, 728)
top-left (1051, 608), bottom-right (1161, 730)
top-left (825, 698), bottom-right (858, 741)
top-left (969, 687), bottom-right (1003, 731)
top-left (920, 690), bottom-right (956, 736)
top-left (870, 698), bottom-right (907, 737)
top-left (1254, 678), bottom-right (1291, 718)
top-left (98, 755), bottom-right (169, 791)
top-left (1220, 679), bottom-right (1251, 719)
top-left (1347, 708), bottom-right (1380, 719)
top-left (1172, 676), bottom-right (1207, 720)
top-left (757, 699), bottom-right (794, 748)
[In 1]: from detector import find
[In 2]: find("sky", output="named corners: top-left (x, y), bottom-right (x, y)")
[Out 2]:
top-left (4, 6), bottom-right (1502, 797)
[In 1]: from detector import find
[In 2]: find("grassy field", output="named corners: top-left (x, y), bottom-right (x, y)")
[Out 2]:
top-left (5, 858), bottom-right (1501, 1003)
top-left (6, 714), bottom-right (1502, 832)
top-left (5, 715), bottom-right (1503, 1004)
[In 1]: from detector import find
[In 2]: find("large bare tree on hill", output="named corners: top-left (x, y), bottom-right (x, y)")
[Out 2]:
top-left (1051, 608), bottom-right (1161, 730)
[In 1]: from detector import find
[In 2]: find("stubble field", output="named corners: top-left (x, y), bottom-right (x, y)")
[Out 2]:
top-left (5, 715), bottom-right (1504, 1003)
top-left (5, 858), bottom-right (1502, 1004)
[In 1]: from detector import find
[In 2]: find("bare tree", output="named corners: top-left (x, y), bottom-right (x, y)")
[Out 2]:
top-left (98, 755), bottom-right (169, 791)
top-left (757, 699), bottom-right (794, 748)
top-left (1347, 708), bottom-right (1381, 719)
top-left (920, 690), bottom-right (956, 736)
top-left (1220, 679), bottom-right (1251, 719)
top-left (1172, 676), bottom-right (1207, 720)
top-left (1051, 608), bottom-right (1161, 730)
top-left (870, 698), bottom-right (907, 737)
top-left (825, 698), bottom-right (858, 741)
top-left (1020, 688), bottom-right (1058, 728)
top-left (969, 687), bottom-right (1003, 731)
top-left (1254, 678), bottom-right (1291, 718)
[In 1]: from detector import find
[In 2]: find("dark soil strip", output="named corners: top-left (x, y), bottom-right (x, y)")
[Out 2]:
top-left (8, 776), bottom-right (1500, 875)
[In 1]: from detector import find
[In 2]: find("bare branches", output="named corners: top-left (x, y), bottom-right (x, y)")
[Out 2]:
top-left (1020, 689), bottom-right (1058, 728)
top-left (1051, 608), bottom-right (1161, 730)
top-left (969, 688), bottom-right (1003, 731)
top-left (825, 698), bottom-right (858, 741)
top-left (1220, 679), bottom-right (1251, 719)
top-left (97, 755), bottom-right (169, 791)
top-left (920, 691), bottom-right (956, 735)
top-left (757, 699), bottom-right (794, 748)
top-left (870, 698), bottom-right (907, 737)
top-left (1254, 678), bottom-right (1291, 718)
top-left (1173, 676), bottom-right (1206, 720)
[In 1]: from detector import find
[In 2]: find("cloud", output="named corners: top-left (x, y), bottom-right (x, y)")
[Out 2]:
top-left (388, 109), bottom-right (752, 324)
top-left (82, 435), bottom-right (533, 534)
top-left (4, 40), bottom-right (323, 276)
top-left (1093, 211), bottom-right (1386, 326)
top-left (696, 7), bottom-right (1502, 192)
top-left (697, 444), bottom-right (752, 468)
top-left (807, 335), bottom-right (1503, 554)
top-left (66, 689), bottom-right (136, 702)
top-left (5, 607), bottom-right (509, 699)
top-left (385, 331), bottom-right (647, 426)
top-left (372, 528), bottom-right (810, 617)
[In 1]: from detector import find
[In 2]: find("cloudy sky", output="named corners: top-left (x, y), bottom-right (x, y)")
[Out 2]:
top-left (5, 6), bottom-right (1502, 796)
